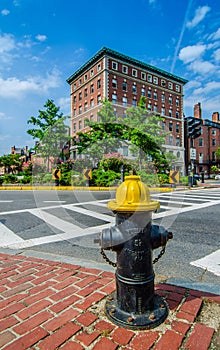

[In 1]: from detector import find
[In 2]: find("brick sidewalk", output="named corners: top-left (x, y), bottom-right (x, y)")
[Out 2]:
top-left (0, 253), bottom-right (219, 350)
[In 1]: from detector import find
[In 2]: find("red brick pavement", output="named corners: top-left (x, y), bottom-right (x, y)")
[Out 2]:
top-left (0, 252), bottom-right (219, 349)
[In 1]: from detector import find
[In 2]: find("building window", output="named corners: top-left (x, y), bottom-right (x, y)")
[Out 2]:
top-left (132, 69), bottom-right (137, 77)
top-left (122, 96), bottom-right (127, 106)
top-left (169, 96), bottom-right (173, 104)
top-left (90, 115), bottom-right (94, 122)
top-left (154, 105), bottom-right (158, 112)
top-left (148, 89), bottom-right (152, 98)
top-left (147, 74), bottom-right (152, 82)
top-left (169, 122), bottom-right (173, 131)
top-left (97, 63), bottom-right (101, 71)
top-left (176, 138), bottom-right (180, 146)
top-left (122, 82), bottom-right (127, 91)
top-left (97, 79), bottom-right (101, 89)
top-left (161, 79), bottom-right (166, 87)
top-left (141, 87), bottom-right (145, 96)
top-left (212, 129), bottom-right (216, 135)
top-left (90, 69), bottom-right (94, 77)
top-left (84, 88), bottom-right (88, 97)
top-left (132, 84), bottom-right (137, 93)
top-left (176, 98), bottom-right (179, 106)
top-left (141, 72), bottom-right (146, 80)
top-left (122, 65), bottom-right (128, 74)
top-left (97, 95), bottom-right (101, 104)
top-left (147, 103), bottom-right (151, 111)
top-left (79, 106), bottom-right (82, 114)
top-left (112, 79), bottom-right (117, 88)
top-left (153, 91), bottom-right (157, 100)
top-left (168, 82), bottom-right (173, 89)
top-left (132, 99), bottom-right (137, 106)
top-left (169, 109), bottom-right (172, 117)
top-left (112, 94), bottom-right (117, 103)
top-left (198, 138), bottom-right (203, 147)
top-left (162, 121), bottom-right (166, 130)
top-left (176, 85), bottom-right (180, 92)
top-left (161, 107), bottom-right (165, 116)
top-left (169, 136), bottom-right (173, 145)
top-left (73, 123), bottom-right (76, 133)
top-left (176, 124), bottom-right (180, 133)
top-left (112, 61), bottom-right (118, 70)
top-left (212, 138), bottom-right (216, 146)
top-left (79, 79), bottom-right (82, 86)
top-left (90, 99), bottom-right (94, 107)
top-left (199, 153), bottom-right (203, 163)
top-left (79, 120), bottom-right (82, 130)
top-left (90, 84), bottom-right (94, 93)
top-left (73, 83), bottom-right (76, 90)
top-left (73, 96), bottom-right (76, 104)
top-left (176, 111), bottom-right (180, 119)
top-left (161, 94), bottom-right (165, 103)
top-left (73, 109), bottom-right (76, 116)
top-left (84, 74), bottom-right (88, 81)
top-left (84, 102), bottom-right (88, 111)
top-left (79, 92), bottom-right (82, 101)
top-left (153, 76), bottom-right (158, 84)
top-left (212, 151), bottom-right (216, 161)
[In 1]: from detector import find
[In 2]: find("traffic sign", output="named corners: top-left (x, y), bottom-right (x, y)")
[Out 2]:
top-left (83, 169), bottom-right (92, 180)
top-left (169, 170), bottom-right (180, 184)
top-left (190, 148), bottom-right (196, 160)
top-left (52, 168), bottom-right (61, 180)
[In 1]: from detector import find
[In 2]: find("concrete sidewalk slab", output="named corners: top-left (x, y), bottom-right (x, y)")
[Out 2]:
top-left (0, 252), bottom-right (219, 350)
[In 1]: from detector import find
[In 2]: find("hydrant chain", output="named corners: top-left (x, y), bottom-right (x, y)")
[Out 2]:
top-left (100, 248), bottom-right (117, 267)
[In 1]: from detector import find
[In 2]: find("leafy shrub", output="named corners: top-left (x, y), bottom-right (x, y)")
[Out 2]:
top-left (92, 169), bottom-right (120, 187)
top-left (180, 176), bottom-right (188, 186)
top-left (3, 174), bottom-right (17, 184)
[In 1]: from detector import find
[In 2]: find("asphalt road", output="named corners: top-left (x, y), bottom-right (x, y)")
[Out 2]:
top-left (0, 188), bottom-right (220, 293)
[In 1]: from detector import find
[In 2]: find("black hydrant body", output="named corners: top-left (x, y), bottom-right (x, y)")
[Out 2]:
top-left (98, 175), bottom-right (173, 330)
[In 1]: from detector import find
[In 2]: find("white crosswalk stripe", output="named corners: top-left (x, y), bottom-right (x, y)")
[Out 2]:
top-left (0, 189), bottom-right (220, 252)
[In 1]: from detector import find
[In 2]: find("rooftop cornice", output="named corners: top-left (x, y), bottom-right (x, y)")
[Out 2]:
top-left (66, 47), bottom-right (188, 85)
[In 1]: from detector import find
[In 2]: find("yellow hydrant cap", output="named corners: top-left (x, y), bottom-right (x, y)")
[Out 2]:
top-left (108, 175), bottom-right (160, 212)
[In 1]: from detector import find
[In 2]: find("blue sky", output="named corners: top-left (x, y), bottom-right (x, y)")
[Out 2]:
top-left (0, 0), bottom-right (219, 155)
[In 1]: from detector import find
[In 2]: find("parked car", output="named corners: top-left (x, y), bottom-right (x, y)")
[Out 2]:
top-left (215, 174), bottom-right (220, 180)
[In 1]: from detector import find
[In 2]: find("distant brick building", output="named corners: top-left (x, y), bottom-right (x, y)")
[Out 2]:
top-left (185, 102), bottom-right (220, 177)
top-left (67, 47), bottom-right (188, 174)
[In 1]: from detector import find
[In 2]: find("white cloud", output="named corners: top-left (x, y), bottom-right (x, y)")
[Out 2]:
top-left (188, 59), bottom-right (215, 74)
top-left (57, 97), bottom-right (70, 114)
top-left (186, 5), bottom-right (211, 28)
top-left (185, 80), bottom-right (202, 90)
top-left (0, 34), bottom-right (16, 53)
top-left (208, 28), bottom-right (220, 40)
top-left (0, 68), bottom-right (62, 98)
top-left (1, 9), bottom-right (10, 16)
top-left (35, 35), bottom-right (47, 42)
top-left (179, 44), bottom-right (206, 63)
top-left (0, 112), bottom-right (12, 120)
top-left (213, 48), bottom-right (220, 62)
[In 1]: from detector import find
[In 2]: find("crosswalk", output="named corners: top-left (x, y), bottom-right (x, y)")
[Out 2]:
top-left (0, 188), bottom-right (220, 251)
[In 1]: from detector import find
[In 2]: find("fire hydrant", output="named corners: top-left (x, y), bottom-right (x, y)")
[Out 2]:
top-left (96, 175), bottom-right (173, 329)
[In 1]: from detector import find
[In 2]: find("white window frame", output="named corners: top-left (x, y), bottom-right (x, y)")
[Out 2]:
top-left (112, 61), bottom-right (118, 70)
top-left (147, 74), bottom-right (152, 82)
top-left (132, 69), bottom-right (137, 77)
top-left (122, 65), bottom-right (128, 74)
top-left (141, 72), bottom-right (146, 80)
top-left (168, 82), bottom-right (173, 89)
top-left (153, 76), bottom-right (158, 84)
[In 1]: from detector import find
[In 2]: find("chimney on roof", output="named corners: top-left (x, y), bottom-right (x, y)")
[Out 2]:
top-left (194, 102), bottom-right (202, 119)
top-left (212, 112), bottom-right (220, 123)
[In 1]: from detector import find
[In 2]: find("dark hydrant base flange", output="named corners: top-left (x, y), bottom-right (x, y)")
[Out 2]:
top-left (105, 292), bottom-right (168, 330)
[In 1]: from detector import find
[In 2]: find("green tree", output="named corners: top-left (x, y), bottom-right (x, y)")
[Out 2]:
top-left (119, 96), bottom-right (168, 170)
top-left (27, 99), bottom-right (70, 171)
top-left (0, 154), bottom-right (22, 174)
top-left (215, 147), bottom-right (220, 160)
top-left (75, 99), bottom-right (166, 172)
top-left (76, 98), bottom-right (122, 165)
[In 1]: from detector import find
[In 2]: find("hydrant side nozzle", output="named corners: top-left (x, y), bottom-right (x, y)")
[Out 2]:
top-left (151, 224), bottom-right (173, 250)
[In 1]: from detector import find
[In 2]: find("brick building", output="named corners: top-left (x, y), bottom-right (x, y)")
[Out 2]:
top-left (185, 102), bottom-right (220, 177)
top-left (67, 47), bottom-right (188, 174)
